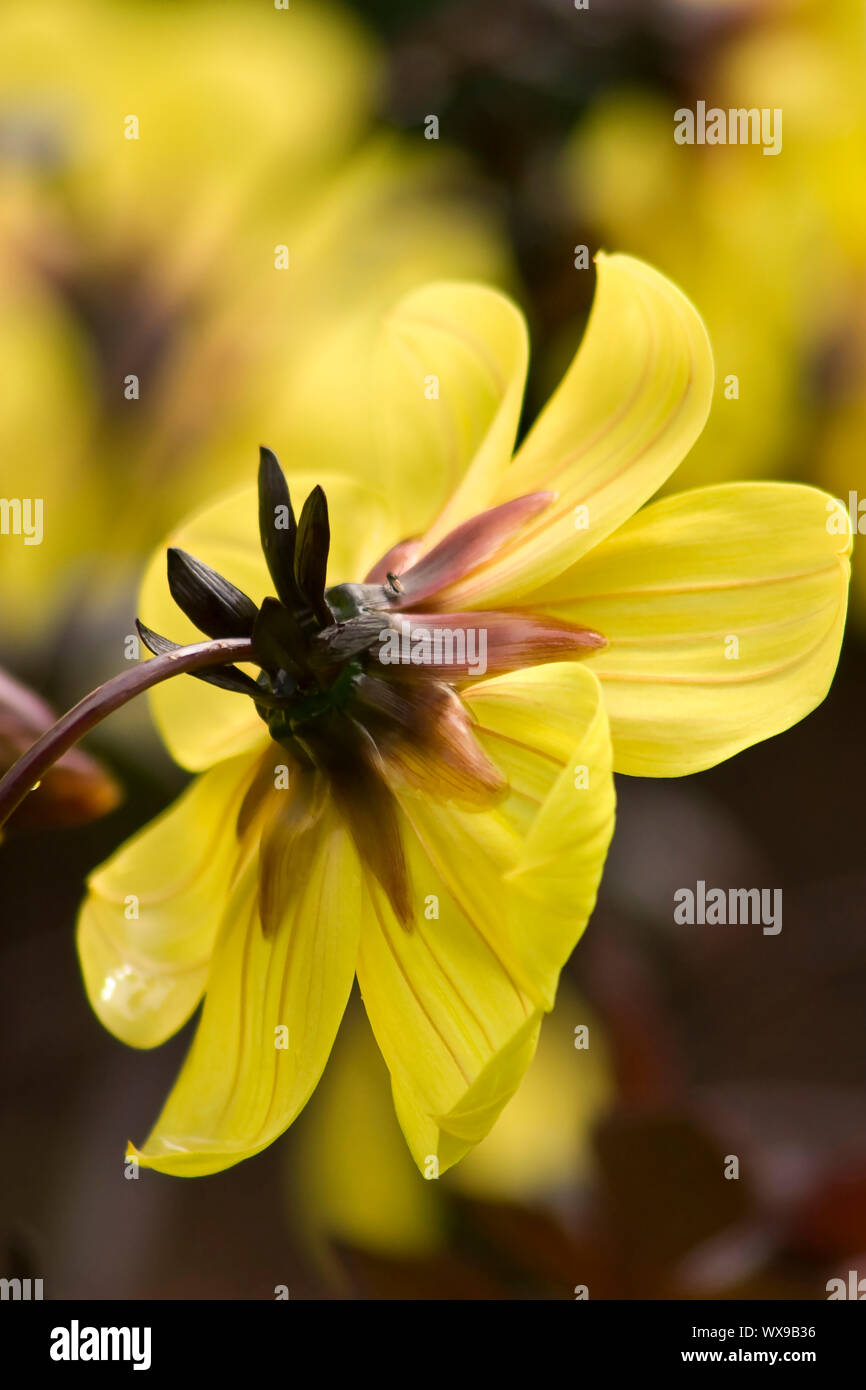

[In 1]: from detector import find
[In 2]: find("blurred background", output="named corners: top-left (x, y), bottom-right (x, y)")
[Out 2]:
top-left (1, 0), bottom-right (864, 1299)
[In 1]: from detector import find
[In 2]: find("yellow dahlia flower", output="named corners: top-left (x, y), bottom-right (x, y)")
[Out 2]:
top-left (75, 255), bottom-right (851, 1176)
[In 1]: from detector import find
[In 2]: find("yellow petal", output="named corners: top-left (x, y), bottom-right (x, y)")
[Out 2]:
top-left (566, 90), bottom-right (813, 494)
top-left (435, 253), bottom-right (715, 607)
top-left (130, 802), bottom-right (361, 1176)
top-left (371, 280), bottom-right (529, 540)
top-left (465, 664), bottom-right (616, 966)
top-left (357, 663), bottom-right (615, 1174)
top-left (529, 482), bottom-right (851, 776)
top-left (76, 753), bottom-right (255, 1049)
top-left (138, 472), bottom-right (396, 770)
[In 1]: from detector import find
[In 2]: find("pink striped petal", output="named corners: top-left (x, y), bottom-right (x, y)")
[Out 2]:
top-left (374, 611), bottom-right (605, 680)
top-left (392, 493), bottom-right (555, 605)
top-left (364, 538), bottom-right (424, 585)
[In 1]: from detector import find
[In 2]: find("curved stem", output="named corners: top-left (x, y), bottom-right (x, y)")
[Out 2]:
top-left (0, 637), bottom-right (254, 831)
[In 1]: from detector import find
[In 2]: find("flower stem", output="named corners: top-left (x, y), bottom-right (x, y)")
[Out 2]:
top-left (0, 637), bottom-right (254, 831)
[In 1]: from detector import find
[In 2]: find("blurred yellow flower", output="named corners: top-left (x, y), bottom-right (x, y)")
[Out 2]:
top-left (73, 255), bottom-right (849, 1177)
top-left (0, 0), bottom-right (511, 640)
top-left (564, 0), bottom-right (866, 573)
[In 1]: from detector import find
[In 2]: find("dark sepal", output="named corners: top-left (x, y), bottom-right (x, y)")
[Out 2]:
top-left (251, 597), bottom-right (309, 680)
top-left (166, 547), bottom-right (259, 639)
top-left (325, 581), bottom-right (390, 622)
top-left (135, 620), bottom-right (279, 703)
top-left (315, 613), bottom-right (392, 663)
top-left (294, 485), bottom-right (332, 628)
top-left (258, 446), bottom-right (304, 612)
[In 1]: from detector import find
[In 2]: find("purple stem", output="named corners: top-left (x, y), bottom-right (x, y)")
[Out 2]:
top-left (0, 637), bottom-right (255, 831)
